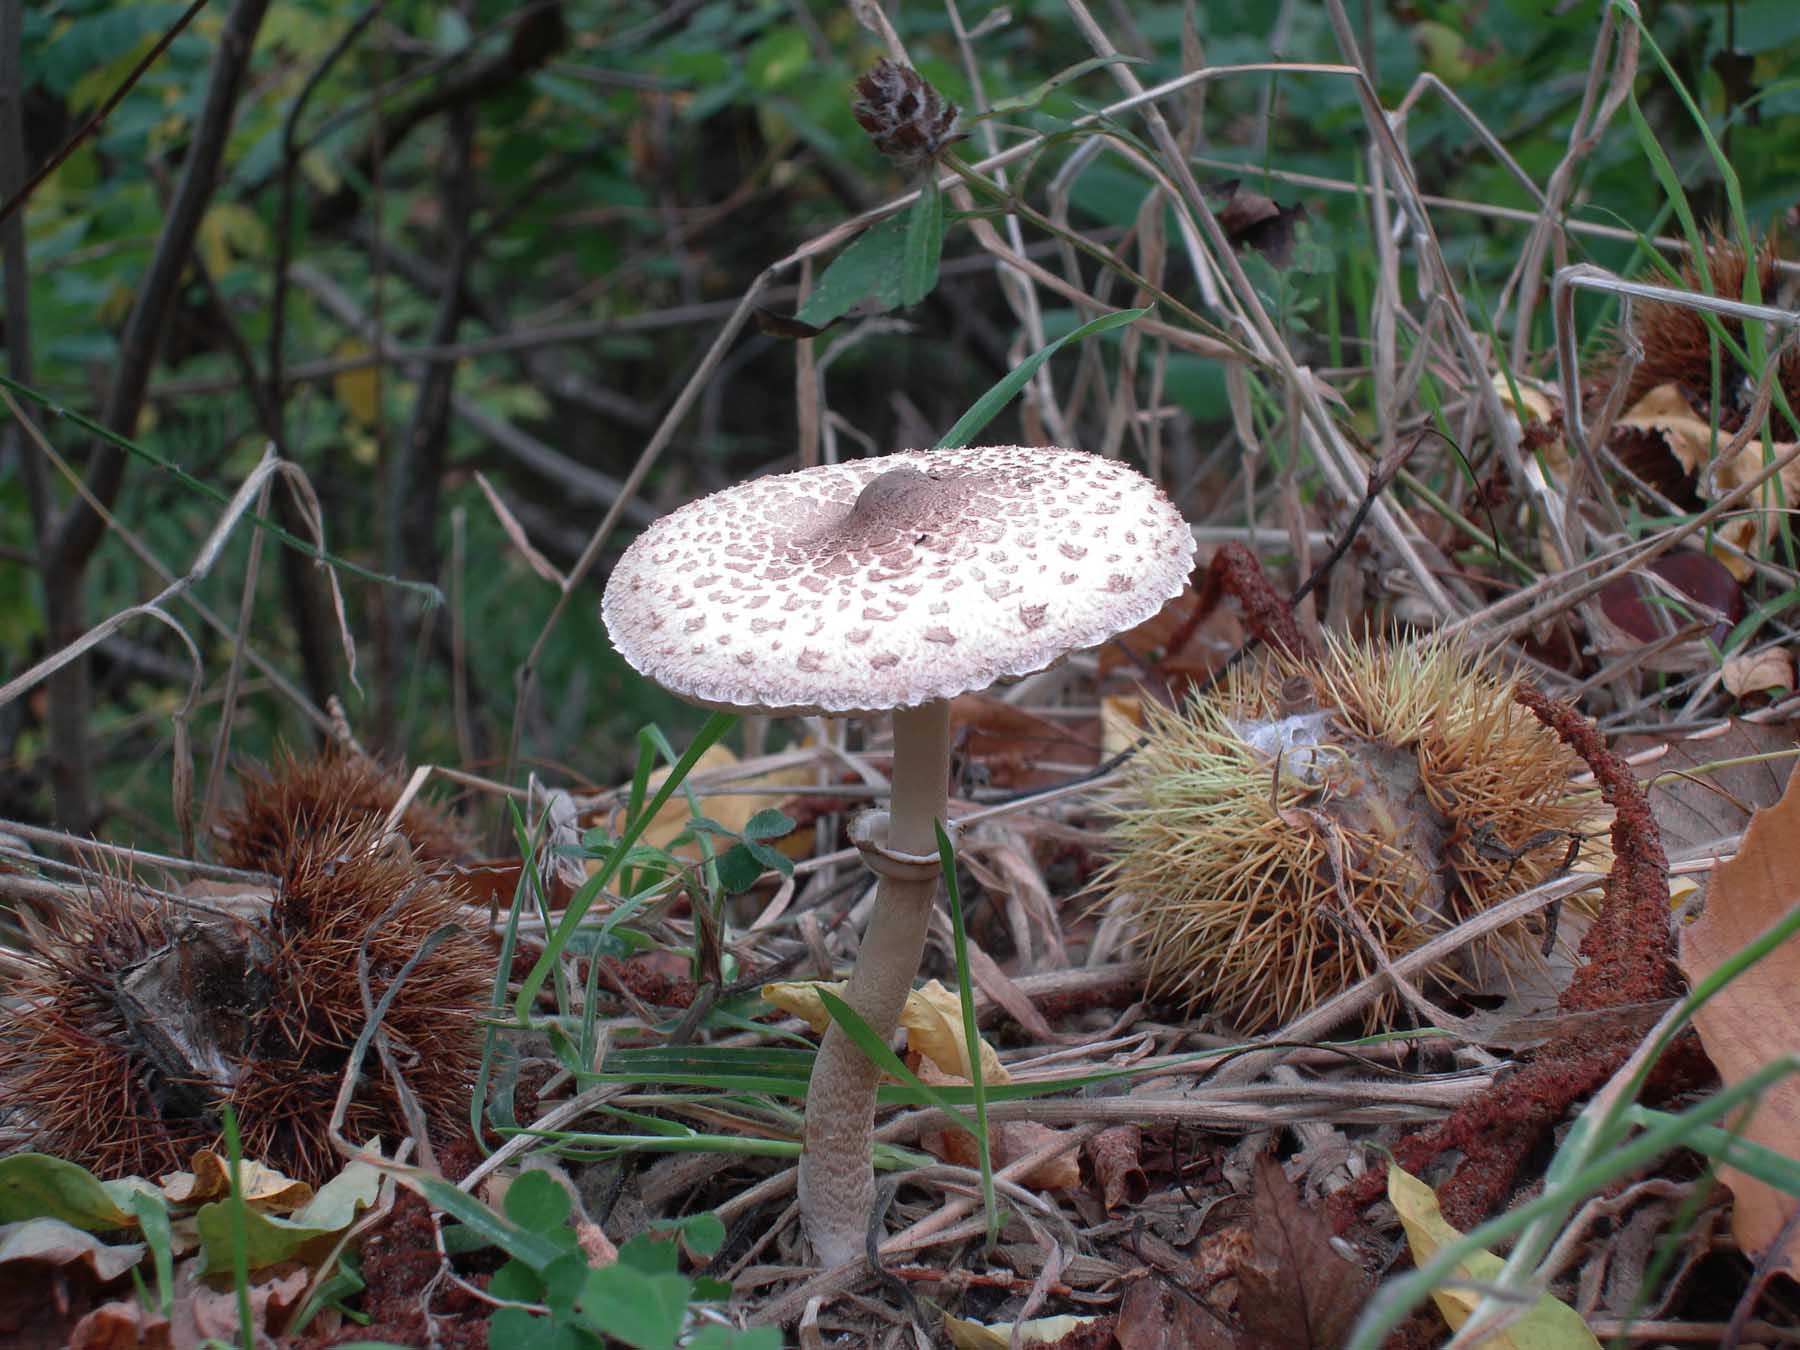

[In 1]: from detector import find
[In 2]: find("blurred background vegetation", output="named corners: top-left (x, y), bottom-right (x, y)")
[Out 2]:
top-left (4, 0), bottom-right (1799, 840)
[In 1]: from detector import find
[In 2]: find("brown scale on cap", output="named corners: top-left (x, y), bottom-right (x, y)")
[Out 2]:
top-left (603, 446), bottom-right (1197, 717)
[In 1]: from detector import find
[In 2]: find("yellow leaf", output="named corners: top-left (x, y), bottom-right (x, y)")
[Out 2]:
top-left (760, 980), bottom-right (846, 1034)
top-left (900, 979), bottom-right (1010, 1084)
top-left (160, 1152), bottom-right (313, 1214)
top-left (333, 338), bottom-right (381, 426)
top-left (196, 202), bottom-right (268, 277)
top-left (1389, 1165), bottom-right (1599, 1348)
top-left (1493, 371), bottom-right (1556, 428)
top-left (944, 1313), bottom-right (1095, 1348)
top-left (1616, 383), bottom-right (1798, 579)
top-left (761, 978), bottom-right (1010, 1087)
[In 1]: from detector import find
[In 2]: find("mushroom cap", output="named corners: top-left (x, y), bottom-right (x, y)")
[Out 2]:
top-left (602, 446), bottom-right (1196, 716)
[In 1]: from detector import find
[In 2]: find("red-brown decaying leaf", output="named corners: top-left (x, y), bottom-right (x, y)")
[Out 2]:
top-left (1678, 764), bottom-right (1800, 1277)
top-left (1114, 1277), bottom-right (1237, 1350)
top-left (1086, 1124), bottom-right (1148, 1211)
top-left (1234, 1155), bottom-right (1368, 1349)
top-left (949, 694), bottom-right (1099, 789)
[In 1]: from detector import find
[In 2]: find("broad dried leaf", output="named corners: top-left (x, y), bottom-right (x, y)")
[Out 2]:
top-left (0, 1218), bottom-right (144, 1282)
top-left (1237, 1155), bottom-right (1367, 1349)
top-left (1679, 766), bottom-right (1800, 1278)
top-left (944, 1312), bottom-right (1102, 1347)
top-left (160, 1153), bottom-right (310, 1212)
top-left (1722, 648), bottom-right (1794, 697)
top-left (189, 1263), bottom-right (308, 1342)
top-left (1116, 1277), bottom-right (1237, 1350)
top-left (68, 1300), bottom-right (171, 1350)
top-left (1098, 584), bottom-right (1243, 685)
top-left (1616, 383), bottom-right (1799, 577)
top-left (901, 978), bottom-right (1011, 1085)
top-left (1086, 1125), bottom-right (1148, 1211)
top-left (920, 1112), bottom-right (1080, 1191)
top-left (1389, 1165), bottom-right (1600, 1347)
top-left (950, 693), bottom-right (1098, 789)
top-left (612, 745), bottom-right (811, 864)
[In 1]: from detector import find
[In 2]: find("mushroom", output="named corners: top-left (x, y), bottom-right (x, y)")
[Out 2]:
top-left (601, 445), bottom-right (1194, 1265)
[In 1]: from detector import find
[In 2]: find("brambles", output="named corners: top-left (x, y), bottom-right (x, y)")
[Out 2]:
top-left (1108, 638), bottom-right (1600, 1032)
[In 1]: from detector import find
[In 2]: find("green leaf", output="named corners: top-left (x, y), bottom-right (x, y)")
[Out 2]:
top-left (795, 214), bottom-right (911, 328)
top-left (194, 1156), bottom-right (382, 1276)
top-left (576, 1263), bottom-right (694, 1350)
top-left (715, 844), bottom-right (766, 894)
top-left (488, 1306), bottom-right (583, 1350)
top-left (689, 1330), bottom-right (784, 1350)
top-left (901, 178), bottom-right (945, 308)
top-left (0, 1154), bottom-right (135, 1231)
top-left (505, 1170), bottom-right (572, 1233)
top-left (660, 1209), bottom-right (726, 1257)
top-left (742, 808), bottom-right (796, 841)
top-left (936, 306), bottom-right (1153, 448)
top-left (130, 1189), bottom-right (174, 1318)
top-left (743, 839), bottom-right (793, 876)
top-left (379, 1164), bottom-right (565, 1273)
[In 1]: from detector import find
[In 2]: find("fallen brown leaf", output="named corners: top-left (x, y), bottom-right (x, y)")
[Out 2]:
top-left (1236, 1155), bottom-right (1367, 1349)
top-left (1679, 763), bottom-right (1800, 1277)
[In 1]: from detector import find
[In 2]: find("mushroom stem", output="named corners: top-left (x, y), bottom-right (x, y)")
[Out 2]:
top-left (798, 698), bottom-right (952, 1267)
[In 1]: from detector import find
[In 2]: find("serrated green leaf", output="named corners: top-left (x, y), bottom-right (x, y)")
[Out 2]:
top-left (795, 214), bottom-right (911, 328)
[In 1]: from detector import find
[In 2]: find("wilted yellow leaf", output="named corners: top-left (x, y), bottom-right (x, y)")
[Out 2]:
top-left (1722, 648), bottom-right (1794, 697)
top-left (901, 979), bottom-right (1010, 1084)
top-left (1493, 371), bottom-right (1557, 428)
top-left (943, 1314), bottom-right (1095, 1347)
top-left (333, 339), bottom-right (381, 427)
top-left (1390, 1165), bottom-right (1599, 1347)
top-left (196, 202), bottom-right (268, 277)
top-left (160, 1153), bottom-right (312, 1213)
top-left (1617, 383), bottom-right (1799, 580)
top-left (760, 979), bottom-right (846, 1033)
top-left (762, 979), bottom-right (1010, 1088)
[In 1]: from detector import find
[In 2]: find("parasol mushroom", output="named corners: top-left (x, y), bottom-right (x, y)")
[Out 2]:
top-left (601, 444), bottom-right (1194, 1265)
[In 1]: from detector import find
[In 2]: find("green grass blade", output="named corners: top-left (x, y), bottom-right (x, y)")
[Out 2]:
top-left (938, 820), bottom-right (999, 1250)
top-left (515, 711), bottom-right (737, 1017)
top-left (936, 306), bottom-right (1151, 449)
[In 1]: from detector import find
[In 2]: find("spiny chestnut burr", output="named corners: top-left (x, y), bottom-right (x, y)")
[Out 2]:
top-left (217, 747), bottom-right (465, 873)
top-left (1106, 637), bottom-right (1601, 1033)
top-left (851, 58), bottom-right (962, 173)
top-left (1606, 230), bottom-right (1800, 431)
top-left (0, 819), bottom-right (488, 1183)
